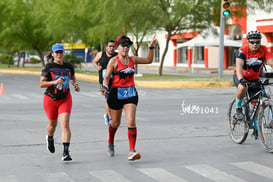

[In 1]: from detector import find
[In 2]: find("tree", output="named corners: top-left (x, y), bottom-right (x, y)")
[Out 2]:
top-left (86, 0), bottom-right (157, 73)
top-left (150, 0), bottom-right (215, 76)
top-left (0, 0), bottom-right (57, 67)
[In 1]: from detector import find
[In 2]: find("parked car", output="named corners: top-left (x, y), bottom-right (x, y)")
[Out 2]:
top-left (260, 62), bottom-right (273, 78)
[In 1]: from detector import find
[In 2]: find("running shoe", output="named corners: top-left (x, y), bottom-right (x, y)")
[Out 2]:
top-left (46, 135), bottom-right (55, 153)
top-left (251, 129), bottom-right (259, 140)
top-left (62, 151), bottom-right (72, 161)
top-left (108, 118), bottom-right (112, 125)
top-left (104, 113), bottom-right (110, 126)
top-left (128, 149), bottom-right (141, 161)
top-left (107, 143), bottom-right (114, 157)
top-left (234, 108), bottom-right (243, 120)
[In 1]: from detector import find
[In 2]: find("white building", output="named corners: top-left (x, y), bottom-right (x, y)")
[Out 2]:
top-left (132, 4), bottom-right (273, 70)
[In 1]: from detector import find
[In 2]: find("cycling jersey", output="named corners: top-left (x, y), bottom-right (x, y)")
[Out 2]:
top-left (234, 45), bottom-right (273, 80)
top-left (41, 62), bottom-right (74, 100)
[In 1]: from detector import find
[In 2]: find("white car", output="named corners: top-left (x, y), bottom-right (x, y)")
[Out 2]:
top-left (260, 62), bottom-right (273, 78)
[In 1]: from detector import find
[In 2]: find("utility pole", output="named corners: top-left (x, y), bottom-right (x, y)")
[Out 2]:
top-left (218, 0), bottom-right (231, 78)
top-left (218, 16), bottom-right (225, 78)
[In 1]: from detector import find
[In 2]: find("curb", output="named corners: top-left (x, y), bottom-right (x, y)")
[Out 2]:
top-left (0, 69), bottom-right (233, 88)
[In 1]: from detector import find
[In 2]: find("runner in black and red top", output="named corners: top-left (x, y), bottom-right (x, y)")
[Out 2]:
top-left (93, 40), bottom-right (117, 125)
top-left (233, 30), bottom-right (273, 138)
top-left (40, 43), bottom-right (80, 161)
top-left (100, 35), bottom-right (158, 161)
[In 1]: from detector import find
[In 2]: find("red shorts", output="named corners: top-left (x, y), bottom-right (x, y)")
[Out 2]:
top-left (43, 92), bottom-right (72, 120)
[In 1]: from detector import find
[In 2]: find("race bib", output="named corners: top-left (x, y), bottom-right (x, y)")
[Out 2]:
top-left (117, 86), bottom-right (136, 100)
top-left (102, 69), bottom-right (112, 79)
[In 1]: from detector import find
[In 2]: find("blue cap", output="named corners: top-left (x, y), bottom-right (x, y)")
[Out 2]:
top-left (52, 43), bottom-right (64, 52)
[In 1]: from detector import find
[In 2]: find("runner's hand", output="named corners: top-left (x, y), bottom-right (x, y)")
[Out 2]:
top-left (149, 35), bottom-right (158, 47)
top-left (99, 85), bottom-right (109, 95)
top-left (74, 83), bottom-right (80, 92)
top-left (239, 78), bottom-right (247, 87)
top-left (56, 77), bottom-right (65, 85)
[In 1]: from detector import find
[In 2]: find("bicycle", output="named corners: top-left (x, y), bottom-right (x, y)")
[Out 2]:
top-left (227, 78), bottom-right (273, 152)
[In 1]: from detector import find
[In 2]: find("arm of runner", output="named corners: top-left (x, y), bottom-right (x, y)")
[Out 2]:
top-left (133, 35), bottom-right (158, 64)
top-left (70, 75), bottom-right (80, 92)
top-left (100, 57), bottom-right (116, 95)
top-left (40, 76), bottom-right (62, 88)
top-left (92, 52), bottom-right (103, 71)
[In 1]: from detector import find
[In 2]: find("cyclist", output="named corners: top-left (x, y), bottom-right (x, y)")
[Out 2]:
top-left (233, 30), bottom-right (273, 137)
top-left (93, 40), bottom-right (117, 125)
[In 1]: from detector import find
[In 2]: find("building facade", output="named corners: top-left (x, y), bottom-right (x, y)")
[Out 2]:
top-left (134, 4), bottom-right (273, 70)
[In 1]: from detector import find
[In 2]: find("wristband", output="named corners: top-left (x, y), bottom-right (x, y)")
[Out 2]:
top-left (149, 46), bottom-right (155, 49)
top-left (239, 78), bottom-right (247, 85)
top-left (102, 85), bottom-right (109, 90)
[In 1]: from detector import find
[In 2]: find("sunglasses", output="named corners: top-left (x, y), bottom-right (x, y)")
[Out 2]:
top-left (55, 50), bottom-right (64, 54)
top-left (249, 40), bottom-right (261, 45)
top-left (120, 44), bottom-right (131, 48)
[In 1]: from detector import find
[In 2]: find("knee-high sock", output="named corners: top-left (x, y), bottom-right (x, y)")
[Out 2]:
top-left (236, 98), bottom-right (243, 108)
top-left (128, 128), bottom-right (137, 151)
top-left (253, 117), bottom-right (258, 130)
top-left (108, 124), bottom-right (117, 143)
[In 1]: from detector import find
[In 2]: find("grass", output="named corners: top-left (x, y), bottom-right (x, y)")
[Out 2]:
top-left (0, 64), bottom-right (17, 68)
top-left (0, 64), bottom-right (232, 82)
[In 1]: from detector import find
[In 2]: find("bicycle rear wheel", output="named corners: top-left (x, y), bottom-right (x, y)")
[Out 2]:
top-left (227, 98), bottom-right (249, 144)
top-left (258, 100), bottom-right (273, 152)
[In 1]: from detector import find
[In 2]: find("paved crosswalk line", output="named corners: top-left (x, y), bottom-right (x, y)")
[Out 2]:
top-left (232, 161), bottom-right (273, 180)
top-left (89, 170), bottom-right (131, 182)
top-left (41, 172), bottom-right (74, 182)
top-left (137, 168), bottom-right (188, 182)
top-left (0, 175), bottom-right (18, 182)
top-left (185, 164), bottom-right (246, 182)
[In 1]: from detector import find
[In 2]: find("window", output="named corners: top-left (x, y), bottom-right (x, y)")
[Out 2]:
top-left (142, 45), bottom-right (148, 57)
top-left (177, 47), bottom-right (187, 64)
top-left (154, 44), bottom-right (160, 63)
top-left (196, 46), bottom-right (204, 64)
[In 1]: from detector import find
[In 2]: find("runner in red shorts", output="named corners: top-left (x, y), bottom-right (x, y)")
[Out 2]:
top-left (40, 43), bottom-right (80, 161)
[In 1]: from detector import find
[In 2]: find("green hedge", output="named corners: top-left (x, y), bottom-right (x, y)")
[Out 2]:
top-left (29, 57), bottom-right (40, 64)
top-left (0, 54), bottom-right (14, 64)
top-left (64, 53), bottom-right (82, 67)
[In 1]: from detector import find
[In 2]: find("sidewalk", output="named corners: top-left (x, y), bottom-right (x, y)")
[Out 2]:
top-left (79, 63), bottom-right (234, 88)
top-left (80, 63), bottom-right (234, 77)
top-left (0, 63), bottom-right (234, 88)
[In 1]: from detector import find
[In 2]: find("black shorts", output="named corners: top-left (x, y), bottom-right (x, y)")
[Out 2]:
top-left (107, 87), bottom-right (138, 110)
top-left (233, 74), bottom-right (260, 99)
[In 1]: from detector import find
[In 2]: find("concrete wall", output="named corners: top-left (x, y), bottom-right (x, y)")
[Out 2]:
top-left (208, 47), bottom-right (219, 68)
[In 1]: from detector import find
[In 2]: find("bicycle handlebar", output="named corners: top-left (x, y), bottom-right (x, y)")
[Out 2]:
top-left (246, 79), bottom-right (273, 87)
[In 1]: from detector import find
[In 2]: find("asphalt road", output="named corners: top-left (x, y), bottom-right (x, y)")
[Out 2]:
top-left (1, 73), bottom-right (273, 182)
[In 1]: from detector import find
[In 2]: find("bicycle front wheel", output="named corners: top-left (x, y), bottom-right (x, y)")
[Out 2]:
top-left (227, 98), bottom-right (249, 144)
top-left (258, 100), bottom-right (273, 152)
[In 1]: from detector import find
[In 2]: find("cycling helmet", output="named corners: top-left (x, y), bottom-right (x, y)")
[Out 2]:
top-left (247, 30), bottom-right (262, 40)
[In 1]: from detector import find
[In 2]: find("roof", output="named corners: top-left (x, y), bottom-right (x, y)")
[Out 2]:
top-left (177, 28), bottom-right (242, 48)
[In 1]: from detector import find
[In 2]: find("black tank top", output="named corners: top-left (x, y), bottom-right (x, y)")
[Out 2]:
top-left (98, 51), bottom-right (117, 84)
